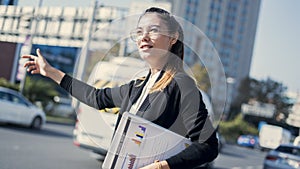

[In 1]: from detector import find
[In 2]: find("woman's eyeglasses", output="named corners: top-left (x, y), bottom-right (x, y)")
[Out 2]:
top-left (130, 25), bottom-right (170, 42)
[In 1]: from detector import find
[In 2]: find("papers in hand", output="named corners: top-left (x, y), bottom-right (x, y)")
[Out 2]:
top-left (102, 112), bottom-right (191, 169)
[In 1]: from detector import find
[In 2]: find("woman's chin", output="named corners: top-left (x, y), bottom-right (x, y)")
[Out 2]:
top-left (139, 50), bottom-right (166, 59)
top-left (139, 51), bottom-right (153, 60)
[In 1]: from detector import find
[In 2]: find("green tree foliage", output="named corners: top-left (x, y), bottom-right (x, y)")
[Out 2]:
top-left (0, 77), bottom-right (58, 109)
top-left (191, 63), bottom-right (211, 92)
top-left (234, 77), bottom-right (252, 106)
top-left (234, 77), bottom-right (292, 121)
top-left (219, 114), bottom-right (258, 143)
top-left (23, 76), bottom-right (58, 108)
top-left (0, 78), bottom-right (19, 90)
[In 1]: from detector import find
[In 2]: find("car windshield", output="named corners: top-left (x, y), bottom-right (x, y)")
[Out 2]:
top-left (276, 146), bottom-right (300, 156)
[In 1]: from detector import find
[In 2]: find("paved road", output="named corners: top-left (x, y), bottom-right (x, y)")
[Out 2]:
top-left (0, 122), bottom-right (267, 169)
top-left (0, 122), bottom-right (101, 169)
top-left (214, 144), bottom-right (267, 169)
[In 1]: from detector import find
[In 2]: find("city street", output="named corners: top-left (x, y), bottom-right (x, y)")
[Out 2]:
top-left (0, 122), bottom-right (267, 169)
top-left (214, 144), bottom-right (267, 169)
top-left (0, 122), bottom-right (101, 169)
top-left (0, 1), bottom-right (298, 168)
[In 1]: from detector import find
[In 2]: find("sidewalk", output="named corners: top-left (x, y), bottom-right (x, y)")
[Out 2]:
top-left (46, 115), bottom-right (76, 126)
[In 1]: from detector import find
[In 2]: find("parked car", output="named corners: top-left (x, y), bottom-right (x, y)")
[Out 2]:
top-left (0, 87), bottom-right (46, 129)
top-left (263, 144), bottom-right (300, 169)
top-left (237, 135), bottom-right (259, 149)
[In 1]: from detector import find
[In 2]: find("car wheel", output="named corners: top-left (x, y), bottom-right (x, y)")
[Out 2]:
top-left (31, 117), bottom-right (42, 129)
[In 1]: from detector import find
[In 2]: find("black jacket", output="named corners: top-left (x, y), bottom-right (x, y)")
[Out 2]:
top-left (60, 70), bottom-right (219, 169)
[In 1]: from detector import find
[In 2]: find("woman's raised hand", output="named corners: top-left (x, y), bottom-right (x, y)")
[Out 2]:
top-left (22, 48), bottom-right (65, 84)
top-left (22, 48), bottom-right (50, 77)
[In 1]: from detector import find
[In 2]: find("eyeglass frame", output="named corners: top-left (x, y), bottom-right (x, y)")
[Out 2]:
top-left (130, 25), bottom-right (173, 42)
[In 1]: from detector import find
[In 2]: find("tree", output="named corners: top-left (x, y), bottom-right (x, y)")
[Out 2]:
top-left (23, 76), bottom-right (58, 108)
top-left (232, 77), bottom-right (260, 110)
top-left (219, 114), bottom-right (258, 143)
top-left (191, 63), bottom-right (211, 92)
top-left (0, 78), bottom-right (19, 90)
top-left (251, 77), bottom-right (292, 121)
top-left (234, 76), bottom-right (292, 122)
top-left (0, 76), bottom-right (58, 111)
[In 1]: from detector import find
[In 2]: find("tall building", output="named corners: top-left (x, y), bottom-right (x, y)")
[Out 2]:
top-left (169, 0), bottom-right (261, 114)
top-left (0, 0), bottom-right (261, 116)
top-left (0, 0), bottom-right (17, 5)
top-left (0, 4), bottom-right (128, 82)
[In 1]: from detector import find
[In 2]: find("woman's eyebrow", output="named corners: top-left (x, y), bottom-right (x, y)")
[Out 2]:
top-left (136, 25), bottom-right (161, 29)
top-left (149, 25), bottom-right (161, 28)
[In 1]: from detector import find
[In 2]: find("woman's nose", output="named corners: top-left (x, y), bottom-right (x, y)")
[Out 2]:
top-left (141, 31), bottom-right (150, 41)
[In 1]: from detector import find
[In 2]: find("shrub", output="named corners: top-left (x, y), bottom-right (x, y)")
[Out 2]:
top-left (219, 113), bottom-right (258, 144)
top-left (0, 78), bottom-right (19, 90)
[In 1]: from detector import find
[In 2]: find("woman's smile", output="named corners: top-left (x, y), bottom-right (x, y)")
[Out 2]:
top-left (139, 43), bottom-right (154, 51)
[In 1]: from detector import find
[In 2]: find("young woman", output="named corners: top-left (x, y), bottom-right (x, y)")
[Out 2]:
top-left (23, 7), bottom-right (218, 169)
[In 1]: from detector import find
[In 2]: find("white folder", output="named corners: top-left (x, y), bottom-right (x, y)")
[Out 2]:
top-left (102, 112), bottom-right (191, 169)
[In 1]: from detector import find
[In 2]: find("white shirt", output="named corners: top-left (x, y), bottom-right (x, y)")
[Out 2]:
top-left (129, 71), bottom-right (161, 115)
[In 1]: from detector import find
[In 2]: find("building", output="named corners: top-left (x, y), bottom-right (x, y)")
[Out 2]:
top-left (287, 94), bottom-right (300, 130)
top-left (0, 0), bottom-right (17, 5)
top-left (0, 4), bottom-right (128, 82)
top-left (169, 0), bottom-right (261, 115)
top-left (0, 0), bottom-right (261, 117)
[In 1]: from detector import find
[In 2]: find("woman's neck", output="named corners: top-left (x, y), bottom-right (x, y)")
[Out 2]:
top-left (150, 68), bottom-right (161, 75)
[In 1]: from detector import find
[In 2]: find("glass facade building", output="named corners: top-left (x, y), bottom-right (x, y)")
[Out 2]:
top-left (170, 0), bottom-right (261, 113)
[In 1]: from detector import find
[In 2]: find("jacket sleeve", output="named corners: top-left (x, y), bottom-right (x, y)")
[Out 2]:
top-left (166, 74), bottom-right (219, 169)
top-left (59, 74), bottom-right (128, 110)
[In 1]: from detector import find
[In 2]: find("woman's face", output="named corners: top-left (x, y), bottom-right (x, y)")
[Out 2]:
top-left (135, 13), bottom-right (174, 69)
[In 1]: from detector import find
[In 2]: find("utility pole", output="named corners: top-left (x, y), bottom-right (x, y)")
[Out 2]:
top-left (74, 0), bottom-right (98, 81)
top-left (19, 0), bottom-right (43, 93)
top-left (72, 0), bottom-right (98, 110)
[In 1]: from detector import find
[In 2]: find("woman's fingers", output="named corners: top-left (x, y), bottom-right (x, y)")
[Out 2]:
top-left (22, 54), bottom-right (36, 60)
top-left (22, 54), bottom-right (38, 74)
top-left (26, 65), bottom-right (37, 74)
top-left (21, 48), bottom-right (49, 76)
top-left (30, 69), bottom-right (40, 74)
top-left (36, 48), bottom-right (43, 58)
top-left (23, 60), bottom-right (35, 67)
top-left (22, 48), bottom-right (43, 60)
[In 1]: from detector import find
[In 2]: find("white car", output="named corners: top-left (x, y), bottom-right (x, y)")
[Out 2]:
top-left (0, 86), bottom-right (46, 129)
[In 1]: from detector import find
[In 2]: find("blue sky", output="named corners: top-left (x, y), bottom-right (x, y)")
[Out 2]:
top-left (18, 0), bottom-right (300, 93)
top-left (250, 0), bottom-right (300, 93)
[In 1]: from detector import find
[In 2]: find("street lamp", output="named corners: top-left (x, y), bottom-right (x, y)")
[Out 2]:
top-left (225, 77), bottom-right (235, 116)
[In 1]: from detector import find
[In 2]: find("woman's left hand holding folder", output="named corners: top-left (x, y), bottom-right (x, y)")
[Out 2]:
top-left (139, 160), bottom-right (170, 169)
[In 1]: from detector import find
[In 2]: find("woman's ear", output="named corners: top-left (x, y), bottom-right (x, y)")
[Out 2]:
top-left (170, 32), bottom-right (179, 45)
